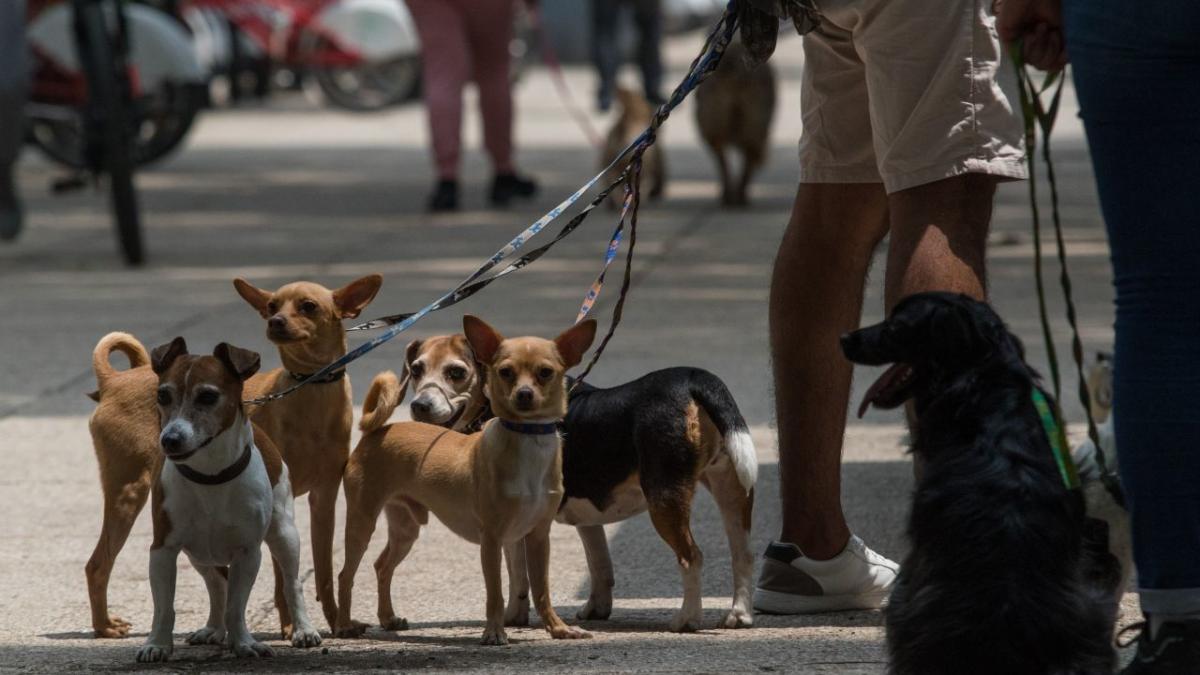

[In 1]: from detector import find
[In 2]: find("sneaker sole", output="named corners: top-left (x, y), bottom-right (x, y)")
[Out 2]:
top-left (752, 587), bottom-right (890, 615)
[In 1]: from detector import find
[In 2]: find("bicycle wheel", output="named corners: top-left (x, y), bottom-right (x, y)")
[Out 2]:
top-left (75, 0), bottom-right (144, 265)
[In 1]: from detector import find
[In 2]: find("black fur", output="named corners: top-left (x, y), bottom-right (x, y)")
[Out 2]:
top-left (842, 292), bottom-right (1117, 675)
top-left (563, 367), bottom-right (748, 509)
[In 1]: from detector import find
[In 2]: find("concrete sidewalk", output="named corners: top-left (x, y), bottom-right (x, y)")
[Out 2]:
top-left (0, 29), bottom-right (1136, 673)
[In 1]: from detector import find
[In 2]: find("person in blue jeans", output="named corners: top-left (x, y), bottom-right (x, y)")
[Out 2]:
top-left (1001, 1), bottom-right (1200, 671)
top-left (590, 0), bottom-right (664, 112)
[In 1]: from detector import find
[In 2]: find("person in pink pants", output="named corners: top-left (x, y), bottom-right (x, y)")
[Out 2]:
top-left (407, 0), bottom-right (538, 212)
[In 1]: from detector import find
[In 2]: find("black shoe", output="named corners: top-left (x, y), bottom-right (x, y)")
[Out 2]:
top-left (1120, 617), bottom-right (1200, 674)
top-left (428, 180), bottom-right (458, 212)
top-left (0, 182), bottom-right (21, 242)
top-left (489, 173), bottom-right (537, 206)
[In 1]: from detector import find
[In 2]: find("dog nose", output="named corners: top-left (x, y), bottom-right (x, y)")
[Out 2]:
top-left (161, 430), bottom-right (184, 454)
top-left (515, 387), bottom-right (535, 407)
top-left (411, 399), bottom-right (431, 416)
top-left (268, 315), bottom-right (287, 330)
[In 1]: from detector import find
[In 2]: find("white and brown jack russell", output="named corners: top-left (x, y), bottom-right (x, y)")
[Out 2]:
top-left (137, 338), bottom-right (321, 662)
top-left (359, 332), bottom-right (758, 632)
top-left (336, 316), bottom-right (597, 645)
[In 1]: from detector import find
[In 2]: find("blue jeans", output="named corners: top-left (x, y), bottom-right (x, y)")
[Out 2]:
top-left (1065, 0), bottom-right (1200, 614)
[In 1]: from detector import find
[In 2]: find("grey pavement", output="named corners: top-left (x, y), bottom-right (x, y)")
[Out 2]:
top-left (1, 30), bottom-right (1138, 673)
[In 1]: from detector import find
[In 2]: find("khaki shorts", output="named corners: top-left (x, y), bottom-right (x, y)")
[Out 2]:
top-left (799, 0), bottom-right (1027, 194)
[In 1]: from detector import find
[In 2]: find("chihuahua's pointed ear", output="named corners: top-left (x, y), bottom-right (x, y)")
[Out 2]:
top-left (150, 337), bottom-right (189, 375)
top-left (463, 316), bottom-right (503, 366)
top-left (333, 274), bottom-right (384, 319)
top-left (213, 343), bottom-right (261, 381)
top-left (400, 339), bottom-right (424, 394)
top-left (233, 278), bottom-right (273, 319)
top-left (555, 320), bottom-right (597, 369)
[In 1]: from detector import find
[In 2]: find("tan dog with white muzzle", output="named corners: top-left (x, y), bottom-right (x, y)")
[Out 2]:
top-left (337, 316), bottom-right (596, 645)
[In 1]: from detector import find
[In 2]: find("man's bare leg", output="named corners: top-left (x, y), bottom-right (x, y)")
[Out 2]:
top-left (885, 174), bottom-right (994, 307)
top-left (757, 175), bottom-right (997, 615)
top-left (770, 183), bottom-right (888, 560)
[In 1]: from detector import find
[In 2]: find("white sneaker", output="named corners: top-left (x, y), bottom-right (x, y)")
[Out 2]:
top-left (752, 535), bottom-right (898, 614)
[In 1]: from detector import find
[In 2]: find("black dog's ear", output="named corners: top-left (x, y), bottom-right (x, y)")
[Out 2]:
top-left (214, 343), bottom-right (261, 381)
top-left (151, 337), bottom-right (188, 375)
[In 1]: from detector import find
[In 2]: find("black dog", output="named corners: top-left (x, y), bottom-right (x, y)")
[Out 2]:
top-left (842, 292), bottom-right (1118, 675)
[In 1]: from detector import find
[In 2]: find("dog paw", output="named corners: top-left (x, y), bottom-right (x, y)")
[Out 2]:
top-left (96, 615), bottom-right (133, 638)
top-left (279, 622), bottom-right (293, 641)
top-left (720, 608), bottom-right (753, 629)
top-left (576, 597), bottom-right (612, 621)
top-left (334, 620), bottom-right (370, 639)
top-left (187, 626), bottom-right (226, 645)
top-left (135, 643), bottom-right (172, 662)
top-left (669, 610), bottom-right (702, 633)
top-left (290, 627), bottom-right (322, 649)
top-left (230, 638), bottom-right (275, 658)
top-left (550, 625), bottom-right (592, 640)
top-left (480, 627), bottom-right (509, 646)
top-left (380, 616), bottom-right (409, 631)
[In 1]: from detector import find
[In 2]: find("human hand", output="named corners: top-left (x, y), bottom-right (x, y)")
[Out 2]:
top-left (994, 0), bottom-right (1068, 71)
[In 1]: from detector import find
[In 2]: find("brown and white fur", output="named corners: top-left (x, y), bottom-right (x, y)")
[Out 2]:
top-left (601, 87), bottom-right (665, 208)
top-left (137, 338), bottom-right (321, 662)
top-left (84, 275), bottom-right (381, 638)
top-left (336, 316), bottom-right (597, 645)
top-left (694, 38), bottom-right (775, 207)
top-left (364, 333), bottom-right (757, 631)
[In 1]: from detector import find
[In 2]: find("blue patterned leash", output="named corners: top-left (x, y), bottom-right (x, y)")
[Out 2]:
top-left (244, 4), bottom-right (740, 406)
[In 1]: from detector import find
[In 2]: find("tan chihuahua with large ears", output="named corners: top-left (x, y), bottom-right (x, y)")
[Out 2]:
top-left (337, 316), bottom-right (597, 645)
top-left (84, 275), bottom-right (381, 640)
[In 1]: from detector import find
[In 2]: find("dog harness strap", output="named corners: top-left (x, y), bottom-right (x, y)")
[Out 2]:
top-left (1031, 388), bottom-right (1081, 490)
top-left (499, 419), bottom-right (560, 435)
top-left (174, 444), bottom-right (254, 486)
top-left (288, 369), bottom-right (346, 384)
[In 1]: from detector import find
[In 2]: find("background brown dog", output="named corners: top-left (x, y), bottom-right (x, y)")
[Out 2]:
top-left (695, 39), bottom-right (776, 207)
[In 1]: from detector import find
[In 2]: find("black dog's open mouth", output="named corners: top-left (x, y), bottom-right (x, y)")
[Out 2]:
top-left (858, 363), bottom-right (917, 418)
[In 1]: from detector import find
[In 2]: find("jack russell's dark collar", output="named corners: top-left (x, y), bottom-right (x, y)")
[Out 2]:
top-left (173, 443), bottom-right (253, 485)
top-left (499, 419), bottom-right (561, 436)
top-left (289, 368), bottom-right (346, 384)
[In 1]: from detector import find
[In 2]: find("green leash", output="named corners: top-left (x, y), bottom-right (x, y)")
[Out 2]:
top-left (1031, 388), bottom-right (1081, 491)
top-left (1011, 44), bottom-right (1124, 506)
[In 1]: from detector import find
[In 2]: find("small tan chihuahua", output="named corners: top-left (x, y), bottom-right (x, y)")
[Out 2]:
top-left (85, 275), bottom-right (381, 638)
top-left (336, 316), bottom-right (597, 645)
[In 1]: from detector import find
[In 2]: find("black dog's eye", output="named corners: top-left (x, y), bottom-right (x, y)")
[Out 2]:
top-left (156, 388), bottom-right (172, 406)
top-left (498, 366), bottom-right (515, 380)
top-left (537, 367), bottom-right (554, 381)
top-left (195, 390), bottom-right (219, 406)
top-left (267, 301), bottom-right (278, 314)
top-left (446, 366), bottom-right (466, 381)
top-left (300, 300), bottom-right (317, 314)
top-left (410, 362), bottom-right (425, 378)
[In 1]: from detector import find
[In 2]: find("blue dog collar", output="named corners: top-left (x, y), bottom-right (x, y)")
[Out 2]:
top-left (499, 419), bottom-right (560, 435)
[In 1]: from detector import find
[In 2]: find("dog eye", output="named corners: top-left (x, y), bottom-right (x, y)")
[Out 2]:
top-left (300, 300), bottom-right (317, 313)
top-left (446, 366), bottom-right (466, 381)
top-left (498, 367), bottom-right (515, 380)
top-left (156, 388), bottom-right (172, 406)
top-left (537, 367), bottom-right (554, 381)
top-left (267, 301), bottom-right (278, 314)
top-left (194, 390), bottom-right (219, 406)
top-left (410, 363), bottom-right (424, 377)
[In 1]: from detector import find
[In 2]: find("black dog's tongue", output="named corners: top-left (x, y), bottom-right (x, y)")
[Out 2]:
top-left (857, 363), bottom-right (911, 418)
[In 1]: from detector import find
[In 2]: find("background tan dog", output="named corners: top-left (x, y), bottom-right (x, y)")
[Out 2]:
top-left (694, 39), bottom-right (776, 207)
top-left (337, 316), bottom-right (596, 645)
top-left (84, 275), bottom-right (381, 638)
top-left (601, 87), bottom-right (665, 208)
